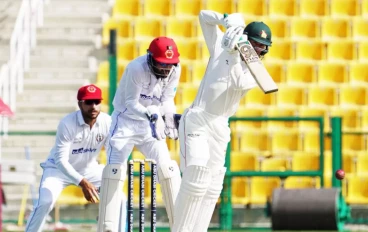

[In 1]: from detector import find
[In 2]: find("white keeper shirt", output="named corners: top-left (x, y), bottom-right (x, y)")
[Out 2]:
top-left (41, 111), bottom-right (111, 185)
top-left (192, 10), bottom-right (258, 118)
top-left (112, 55), bottom-right (181, 120)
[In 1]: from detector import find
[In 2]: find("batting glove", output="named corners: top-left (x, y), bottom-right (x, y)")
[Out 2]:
top-left (222, 13), bottom-right (245, 28)
top-left (221, 26), bottom-right (246, 53)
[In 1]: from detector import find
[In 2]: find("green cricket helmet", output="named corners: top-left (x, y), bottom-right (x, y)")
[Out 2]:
top-left (243, 21), bottom-right (272, 56)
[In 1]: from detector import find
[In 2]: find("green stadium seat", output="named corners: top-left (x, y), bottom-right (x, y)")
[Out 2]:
top-left (299, 0), bottom-right (328, 17)
top-left (284, 177), bottom-right (321, 189)
top-left (250, 177), bottom-right (281, 204)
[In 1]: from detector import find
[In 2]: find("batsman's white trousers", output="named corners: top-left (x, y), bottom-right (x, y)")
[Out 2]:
top-left (178, 106), bottom-right (231, 171)
top-left (107, 111), bottom-right (172, 166)
top-left (25, 165), bottom-right (108, 232)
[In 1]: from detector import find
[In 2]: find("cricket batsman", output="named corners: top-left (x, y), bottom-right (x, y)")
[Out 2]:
top-left (172, 10), bottom-right (273, 232)
top-left (97, 36), bottom-right (182, 231)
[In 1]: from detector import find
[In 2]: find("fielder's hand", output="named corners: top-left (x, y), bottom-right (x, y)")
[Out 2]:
top-left (79, 178), bottom-right (100, 203)
top-left (147, 105), bottom-right (166, 140)
top-left (222, 13), bottom-right (245, 28)
top-left (163, 114), bottom-right (181, 140)
top-left (221, 26), bottom-right (246, 53)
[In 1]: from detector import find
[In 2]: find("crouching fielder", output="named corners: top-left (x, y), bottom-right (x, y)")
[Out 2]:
top-left (97, 37), bottom-right (182, 232)
top-left (173, 10), bottom-right (273, 232)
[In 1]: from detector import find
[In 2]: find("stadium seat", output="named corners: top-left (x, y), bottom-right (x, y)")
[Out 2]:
top-left (136, 39), bottom-right (152, 56)
top-left (286, 61), bottom-right (316, 84)
top-left (258, 16), bottom-right (288, 39)
top-left (133, 17), bottom-right (164, 39)
top-left (349, 62), bottom-right (368, 84)
top-left (284, 177), bottom-right (321, 189)
top-left (299, 0), bottom-right (328, 17)
top-left (321, 18), bottom-right (350, 41)
top-left (340, 85), bottom-right (367, 106)
top-left (232, 177), bottom-right (251, 205)
top-left (361, 107), bottom-right (368, 131)
top-left (265, 106), bottom-right (298, 131)
top-left (260, 157), bottom-right (288, 171)
top-left (358, 41), bottom-right (368, 61)
top-left (179, 85), bottom-right (198, 107)
top-left (117, 60), bottom-right (128, 81)
top-left (307, 85), bottom-right (337, 106)
top-left (326, 40), bottom-right (356, 61)
top-left (164, 17), bottom-right (196, 38)
top-left (237, 0), bottom-right (267, 16)
top-left (97, 61), bottom-right (109, 84)
top-left (250, 177), bottom-right (281, 204)
top-left (295, 40), bottom-right (326, 61)
top-left (330, 106), bottom-right (360, 132)
top-left (291, 151), bottom-right (320, 171)
top-left (178, 60), bottom-right (190, 84)
top-left (166, 138), bottom-right (180, 154)
top-left (230, 151), bottom-right (258, 171)
top-left (276, 85), bottom-right (306, 106)
top-left (345, 175), bottom-right (368, 204)
top-left (102, 18), bottom-right (132, 46)
top-left (290, 18), bottom-right (319, 40)
top-left (205, 0), bottom-right (235, 14)
top-left (143, 0), bottom-right (173, 16)
top-left (343, 151), bottom-right (358, 174)
top-left (239, 129), bottom-right (270, 152)
top-left (266, 39), bottom-right (294, 61)
top-left (330, 0), bottom-right (359, 17)
top-left (356, 152), bottom-right (368, 175)
top-left (234, 107), bottom-right (266, 130)
top-left (175, 39), bottom-right (202, 61)
top-left (268, 0), bottom-right (296, 16)
top-left (363, 0), bottom-right (368, 16)
top-left (263, 61), bottom-right (285, 83)
top-left (352, 17), bottom-right (368, 41)
top-left (244, 86), bottom-right (275, 106)
top-left (317, 62), bottom-right (348, 84)
top-left (271, 130), bottom-right (301, 153)
top-left (174, 0), bottom-right (202, 17)
top-left (298, 106), bottom-right (329, 132)
top-left (343, 133), bottom-right (366, 151)
top-left (117, 39), bottom-right (137, 61)
top-left (186, 60), bottom-right (207, 84)
top-left (324, 151), bottom-right (332, 187)
top-left (112, 0), bottom-right (142, 18)
top-left (145, 177), bottom-right (164, 205)
top-left (57, 185), bottom-right (88, 205)
top-left (302, 131), bottom-right (321, 152)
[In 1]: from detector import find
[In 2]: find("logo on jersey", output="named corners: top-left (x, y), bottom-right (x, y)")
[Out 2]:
top-left (72, 147), bottom-right (97, 155)
top-left (96, 133), bottom-right (104, 143)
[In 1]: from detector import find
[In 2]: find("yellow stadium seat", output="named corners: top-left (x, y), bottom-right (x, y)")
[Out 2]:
top-left (349, 62), bottom-right (368, 84)
top-left (299, 0), bottom-right (328, 17)
top-left (271, 130), bottom-right (301, 153)
top-left (345, 175), bottom-right (368, 204)
top-left (175, 39), bottom-right (202, 61)
top-left (330, 0), bottom-right (359, 17)
top-left (234, 107), bottom-right (266, 130)
top-left (307, 85), bottom-right (337, 106)
top-left (321, 18), bottom-right (350, 41)
top-left (143, 0), bottom-right (173, 16)
top-left (343, 133), bottom-right (366, 151)
top-left (266, 106), bottom-right (298, 131)
top-left (230, 151), bottom-right (258, 171)
top-left (165, 17), bottom-right (196, 38)
top-left (323, 151), bottom-right (332, 187)
top-left (363, 0), bottom-right (368, 16)
top-left (352, 17), bottom-right (368, 41)
top-left (286, 61), bottom-right (317, 84)
top-left (258, 17), bottom-right (288, 38)
top-left (298, 106), bottom-right (329, 132)
top-left (98, 149), bottom-right (107, 165)
top-left (340, 85), bottom-right (367, 106)
top-left (295, 40), bottom-right (326, 61)
top-left (178, 60), bottom-right (190, 84)
top-left (179, 85), bottom-right (198, 107)
top-left (357, 152), bottom-right (368, 175)
top-left (96, 80), bottom-right (109, 105)
top-left (317, 62), bottom-right (348, 84)
top-left (290, 18), bottom-right (319, 40)
top-left (232, 177), bottom-right (251, 205)
top-left (263, 61), bottom-right (285, 83)
top-left (302, 130), bottom-right (322, 152)
top-left (57, 185), bottom-right (88, 205)
top-left (97, 61), bottom-right (109, 84)
top-left (205, 0), bottom-right (235, 14)
top-left (327, 40), bottom-right (356, 61)
top-left (330, 106), bottom-right (360, 132)
top-left (133, 17), bottom-right (164, 39)
top-left (244, 87), bottom-right (275, 106)
top-left (260, 157), bottom-right (288, 171)
top-left (250, 177), bottom-right (281, 204)
top-left (102, 18), bottom-right (132, 46)
top-left (174, 0), bottom-right (202, 17)
top-left (237, 0), bottom-right (267, 16)
top-left (342, 151), bottom-right (357, 174)
top-left (117, 60), bottom-right (128, 82)
top-left (266, 39), bottom-right (294, 61)
top-left (136, 39), bottom-right (152, 56)
top-left (186, 60), bottom-right (207, 84)
top-left (361, 107), bottom-right (368, 131)
top-left (240, 129), bottom-right (270, 152)
top-left (284, 177), bottom-right (321, 189)
top-left (358, 41), bottom-right (368, 61)
top-left (276, 85), bottom-right (306, 106)
top-left (117, 39), bottom-right (137, 61)
top-left (268, 0), bottom-right (296, 16)
top-left (292, 151), bottom-right (320, 171)
top-left (166, 138), bottom-right (180, 154)
top-left (112, 0), bottom-right (142, 18)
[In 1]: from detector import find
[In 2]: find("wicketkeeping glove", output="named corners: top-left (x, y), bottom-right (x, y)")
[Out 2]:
top-left (163, 114), bottom-right (181, 140)
top-left (146, 106), bottom-right (166, 140)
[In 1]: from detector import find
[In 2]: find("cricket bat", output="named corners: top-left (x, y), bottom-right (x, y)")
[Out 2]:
top-left (224, 14), bottom-right (278, 94)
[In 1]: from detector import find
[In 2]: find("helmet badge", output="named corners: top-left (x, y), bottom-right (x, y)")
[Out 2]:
top-left (260, 30), bottom-right (267, 39)
top-left (165, 46), bottom-right (174, 59)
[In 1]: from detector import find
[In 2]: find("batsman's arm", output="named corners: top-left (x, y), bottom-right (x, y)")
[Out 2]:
top-left (54, 121), bottom-right (84, 185)
top-left (199, 10), bottom-right (225, 55)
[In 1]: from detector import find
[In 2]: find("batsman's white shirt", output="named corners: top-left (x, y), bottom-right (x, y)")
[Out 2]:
top-left (179, 10), bottom-right (257, 170)
top-left (108, 55), bottom-right (181, 165)
top-left (25, 111), bottom-right (111, 232)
